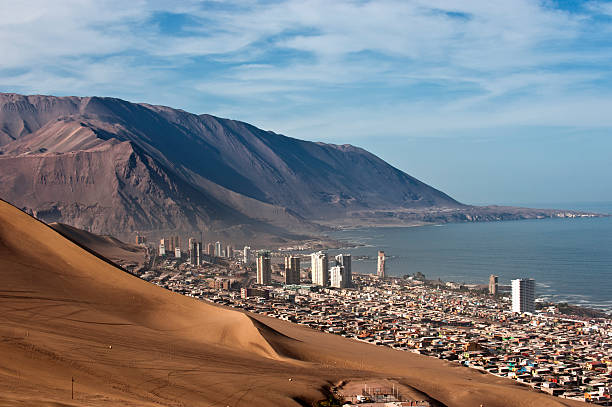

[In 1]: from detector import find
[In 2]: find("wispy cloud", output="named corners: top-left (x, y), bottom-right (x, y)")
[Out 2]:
top-left (1, 0), bottom-right (612, 141)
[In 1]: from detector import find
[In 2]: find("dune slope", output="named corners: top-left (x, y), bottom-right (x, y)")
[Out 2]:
top-left (49, 222), bottom-right (146, 267)
top-left (0, 200), bottom-right (584, 407)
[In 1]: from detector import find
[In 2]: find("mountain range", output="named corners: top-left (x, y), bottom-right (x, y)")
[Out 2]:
top-left (0, 93), bottom-right (583, 243)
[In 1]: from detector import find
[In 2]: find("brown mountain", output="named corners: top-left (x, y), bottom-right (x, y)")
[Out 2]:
top-left (0, 93), bottom-right (590, 243)
top-left (0, 199), bottom-right (583, 406)
top-left (0, 93), bottom-right (462, 241)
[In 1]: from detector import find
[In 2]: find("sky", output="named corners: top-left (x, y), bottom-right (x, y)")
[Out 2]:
top-left (1, 0), bottom-right (612, 205)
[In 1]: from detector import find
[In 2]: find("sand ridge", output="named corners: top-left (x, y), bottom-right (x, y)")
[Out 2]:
top-left (49, 222), bottom-right (146, 267)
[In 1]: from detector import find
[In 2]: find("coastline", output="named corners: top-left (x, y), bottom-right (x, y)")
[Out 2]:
top-left (298, 214), bottom-right (612, 318)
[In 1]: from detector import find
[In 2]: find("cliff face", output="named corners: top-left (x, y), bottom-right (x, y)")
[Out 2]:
top-left (0, 93), bottom-right (461, 240)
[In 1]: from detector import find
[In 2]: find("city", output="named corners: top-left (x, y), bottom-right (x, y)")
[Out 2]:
top-left (127, 235), bottom-right (612, 405)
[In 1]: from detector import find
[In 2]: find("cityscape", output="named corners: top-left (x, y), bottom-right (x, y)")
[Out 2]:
top-left (3, 2), bottom-right (612, 405)
top-left (126, 234), bottom-right (612, 405)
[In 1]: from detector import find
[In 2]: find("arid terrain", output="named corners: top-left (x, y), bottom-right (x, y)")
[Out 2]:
top-left (1, 93), bottom-right (595, 246)
top-left (49, 222), bottom-right (146, 268)
top-left (0, 199), bottom-right (586, 407)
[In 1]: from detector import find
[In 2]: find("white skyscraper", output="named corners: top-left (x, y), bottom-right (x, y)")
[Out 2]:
top-left (330, 265), bottom-right (345, 288)
top-left (215, 241), bottom-right (222, 257)
top-left (159, 239), bottom-right (166, 256)
top-left (243, 246), bottom-right (251, 264)
top-left (310, 251), bottom-right (329, 286)
top-left (377, 251), bottom-right (385, 278)
top-left (512, 278), bottom-right (535, 313)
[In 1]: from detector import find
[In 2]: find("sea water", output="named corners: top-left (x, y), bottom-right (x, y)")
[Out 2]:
top-left (329, 202), bottom-right (612, 313)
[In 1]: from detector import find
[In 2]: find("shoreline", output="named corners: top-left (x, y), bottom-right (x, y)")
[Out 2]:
top-left (357, 272), bottom-right (612, 320)
top-left (302, 216), bottom-right (612, 318)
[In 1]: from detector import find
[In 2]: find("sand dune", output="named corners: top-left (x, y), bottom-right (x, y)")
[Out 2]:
top-left (0, 199), bottom-right (585, 406)
top-left (49, 222), bottom-right (146, 268)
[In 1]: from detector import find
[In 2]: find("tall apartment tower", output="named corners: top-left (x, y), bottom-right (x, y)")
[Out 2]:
top-left (377, 251), bottom-right (386, 278)
top-left (243, 246), bottom-right (251, 264)
top-left (159, 239), bottom-right (166, 256)
top-left (489, 274), bottom-right (499, 295)
top-left (284, 256), bottom-right (301, 285)
top-left (511, 278), bottom-right (535, 313)
top-left (214, 241), bottom-right (222, 257)
top-left (310, 251), bottom-right (329, 286)
top-left (174, 247), bottom-right (181, 259)
top-left (331, 265), bottom-right (353, 288)
top-left (173, 236), bottom-right (180, 252)
top-left (167, 237), bottom-right (175, 252)
top-left (189, 238), bottom-right (201, 266)
top-left (226, 245), bottom-right (233, 259)
top-left (256, 251), bottom-right (271, 285)
top-left (207, 242), bottom-right (214, 256)
top-left (335, 254), bottom-right (352, 288)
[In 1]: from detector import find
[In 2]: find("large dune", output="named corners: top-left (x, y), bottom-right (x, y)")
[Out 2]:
top-left (49, 222), bottom-right (146, 268)
top-left (0, 199), bottom-right (584, 406)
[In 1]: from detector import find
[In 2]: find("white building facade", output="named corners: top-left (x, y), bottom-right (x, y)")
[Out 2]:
top-left (310, 251), bottom-right (329, 286)
top-left (511, 278), bottom-right (535, 313)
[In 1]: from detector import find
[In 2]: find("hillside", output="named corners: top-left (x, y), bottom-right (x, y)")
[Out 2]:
top-left (0, 199), bottom-right (585, 406)
top-left (49, 222), bottom-right (146, 269)
top-left (0, 93), bottom-right (461, 242)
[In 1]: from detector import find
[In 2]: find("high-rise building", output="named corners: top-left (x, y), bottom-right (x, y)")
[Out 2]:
top-left (335, 254), bottom-right (352, 288)
top-left (377, 251), bottom-right (385, 278)
top-left (330, 265), bottom-right (346, 288)
top-left (243, 246), bottom-right (251, 264)
top-left (172, 236), bottom-right (180, 252)
top-left (207, 243), bottom-right (214, 256)
top-left (284, 255), bottom-right (301, 285)
top-left (167, 237), bottom-right (175, 252)
top-left (256, 251), bottom-right (271, 285)
top-left (310, 251), bottom-right (329, 286)
top-left (174, 247), bottom-right (181, 258)
top-left (189, 238), bottom-right (201, 266)
top-left (158, 239), bottom-right (166, 256)
top-left (188, 238), bottom-right (195, 263)
top-left (215, 241), bottom-right (222, 257)
top-left (511, 278), bottom-right (535, 313)
top-left (226, 245), bottom-right (233, 259)
top-left (136, 234), bottom-right (146, 245)
top-left (489, 274), bottom-right (499, 295)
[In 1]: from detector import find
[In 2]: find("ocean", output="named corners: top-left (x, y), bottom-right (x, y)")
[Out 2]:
top-left (328, 202), bottom-right (612, 313)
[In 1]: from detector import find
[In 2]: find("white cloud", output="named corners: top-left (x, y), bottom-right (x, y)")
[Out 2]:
top-left (1, 0), bottom-right (612, 140)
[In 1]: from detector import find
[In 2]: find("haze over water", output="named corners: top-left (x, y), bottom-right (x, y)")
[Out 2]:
top-left (330, 202), bottom-right (612, 313)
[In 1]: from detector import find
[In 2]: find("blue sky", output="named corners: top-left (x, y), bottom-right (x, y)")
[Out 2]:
top-left (1, 0), bottom-right (612, 205)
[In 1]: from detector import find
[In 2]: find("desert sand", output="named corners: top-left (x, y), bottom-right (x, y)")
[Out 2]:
top-left (49, 222), bottom-right (146, 267)
top-left (0, 199), bottom-right (585, 406)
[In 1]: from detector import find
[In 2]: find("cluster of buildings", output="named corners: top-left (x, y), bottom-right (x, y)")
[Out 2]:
top-left (212, 276), bottom-right (611, 403)
top-left (252, 250), bottom-right (358, 288)
top-left (151, 234), bottom-right (245, 267)
top-left (130, 242), bottom-right (610, 404)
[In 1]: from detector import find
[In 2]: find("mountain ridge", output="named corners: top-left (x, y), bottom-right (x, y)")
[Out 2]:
top-left (0, 92), bottom-right (593, 243)
top-left (0, 92), bottom-right (461, 241)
